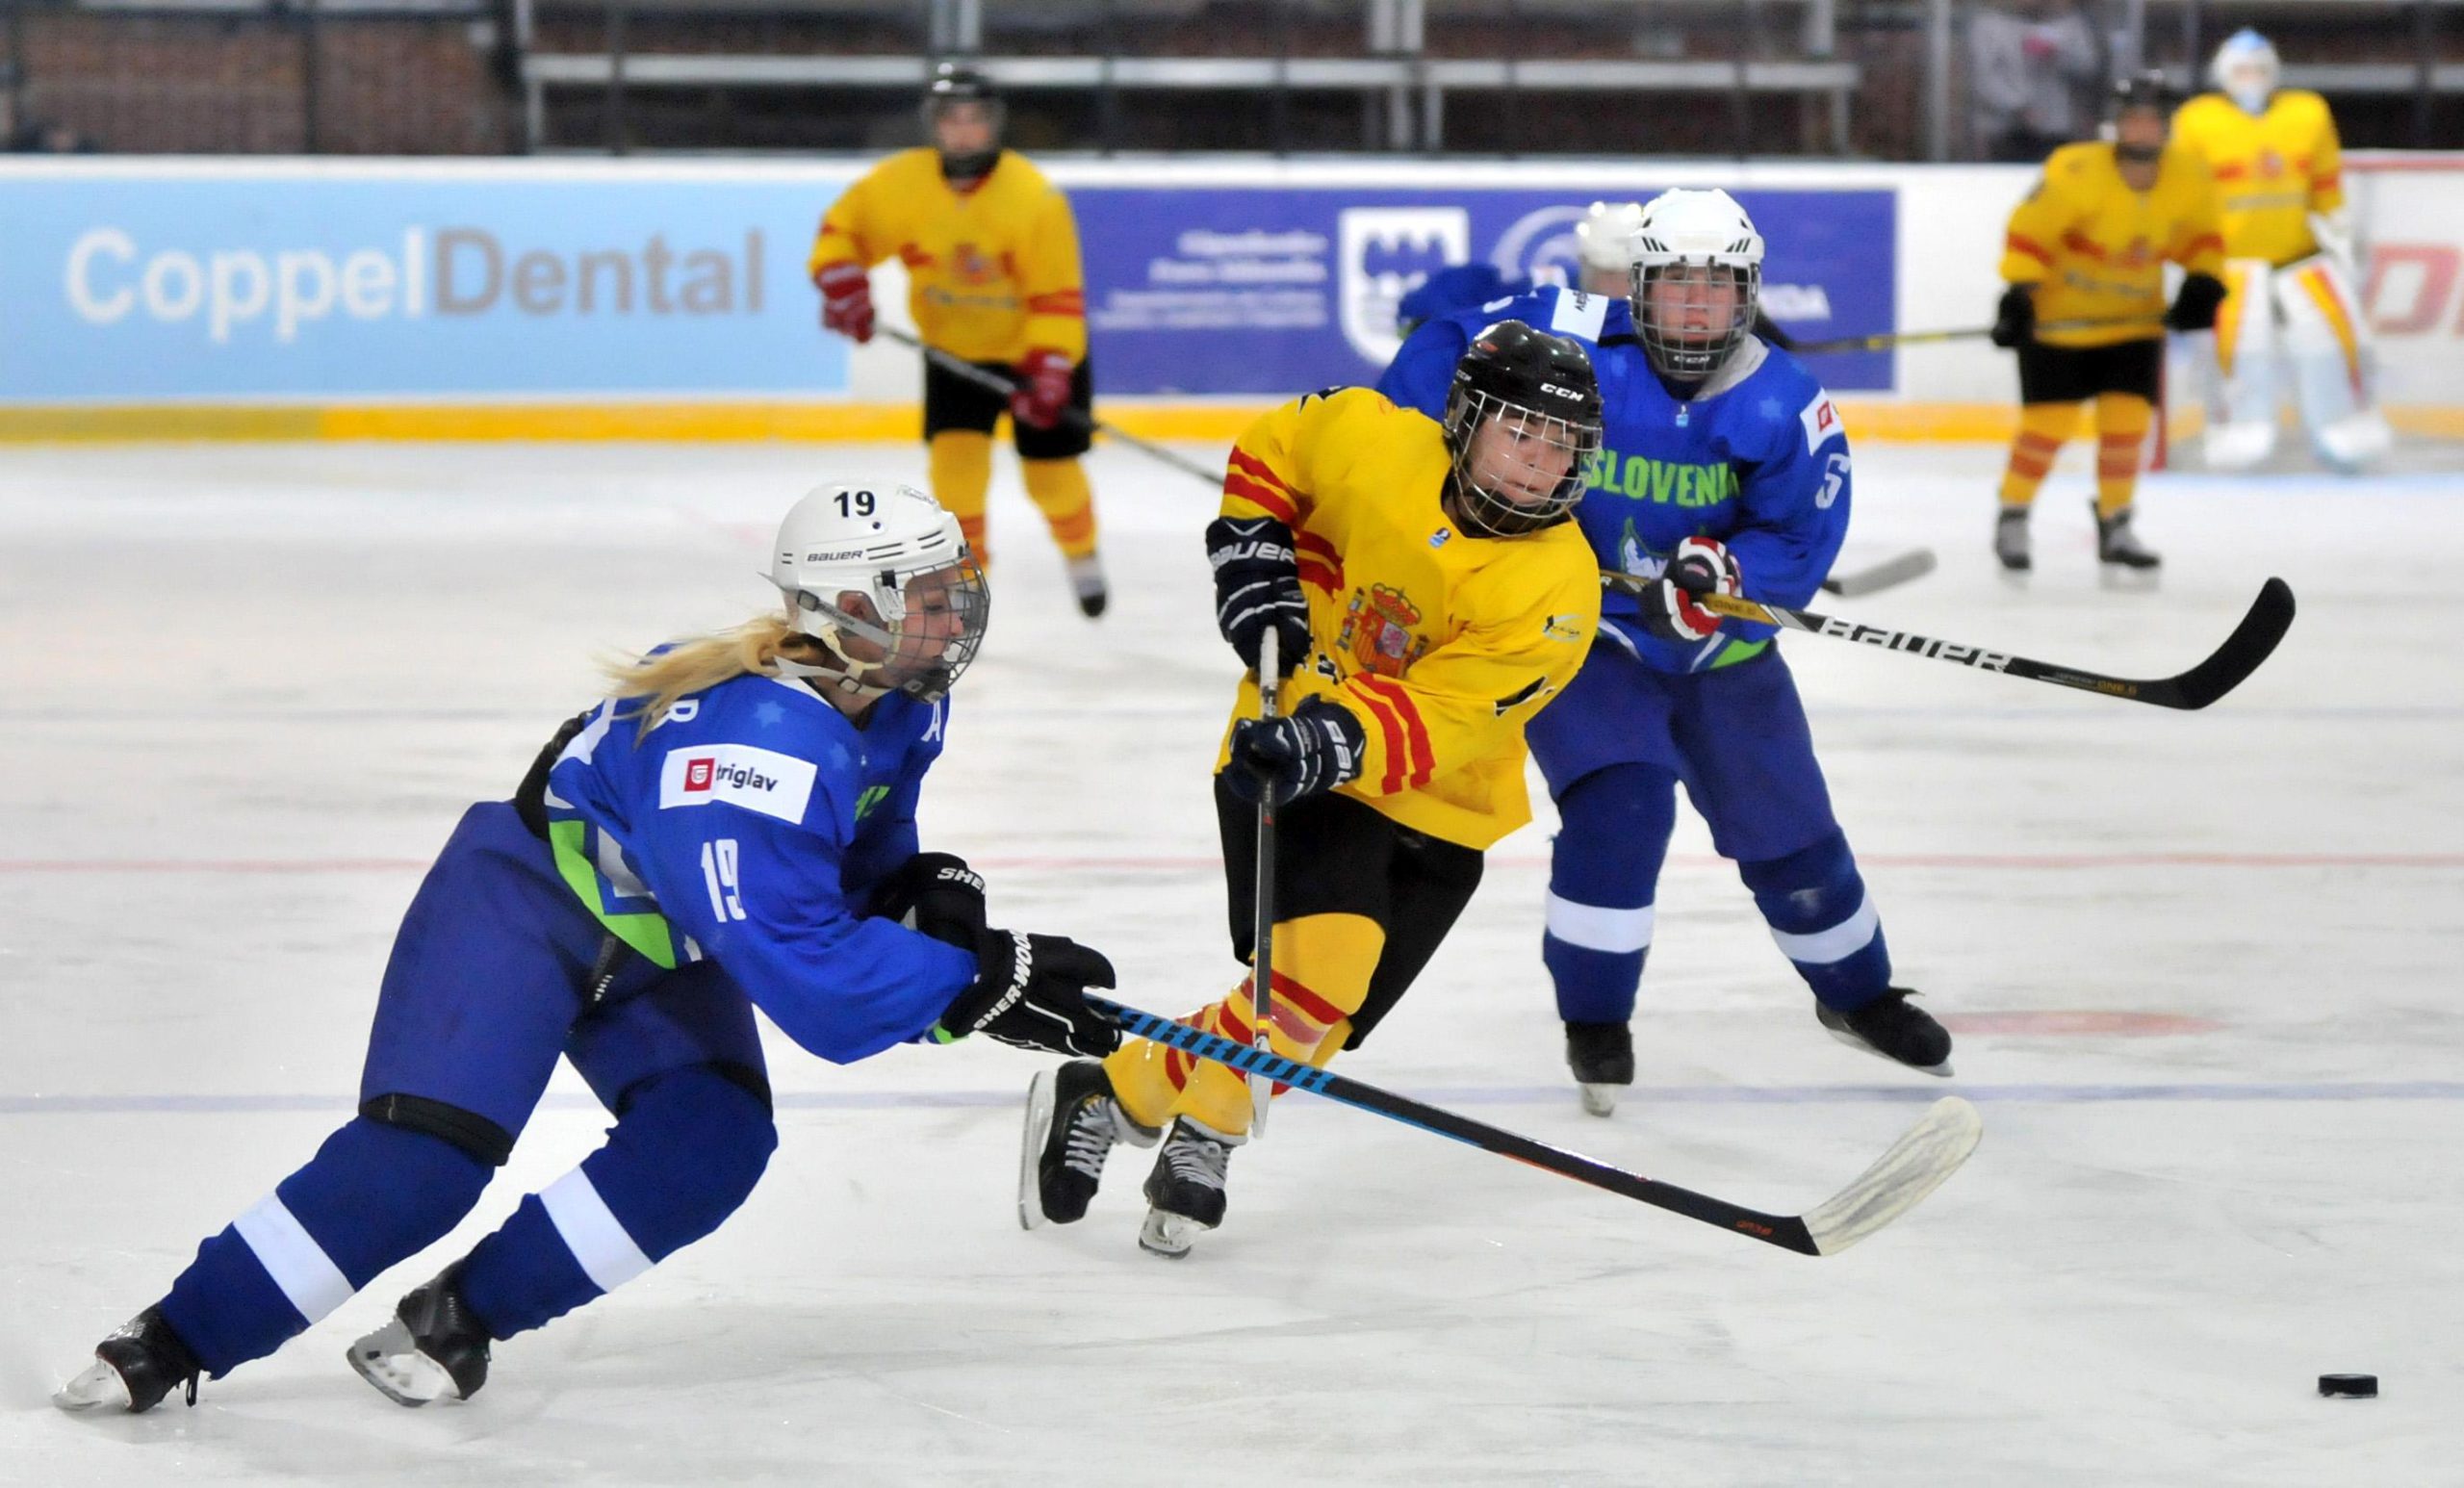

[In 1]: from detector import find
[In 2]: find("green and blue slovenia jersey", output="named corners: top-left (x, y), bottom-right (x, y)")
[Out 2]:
top-left (1376, 282), bottom-right (1853, 677)
top-left (541, 670), bottom-right (974, 1064)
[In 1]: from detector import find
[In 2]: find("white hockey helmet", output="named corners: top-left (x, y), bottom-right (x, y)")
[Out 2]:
top-left (1629, 188), bottom-right (1765, 383)
top-left (2211, 29), bottom-right (2280, 116)
top-left (770, 481), bottom-right (987, 701)
top-left (1575, 200), bottom-right (1647, 276)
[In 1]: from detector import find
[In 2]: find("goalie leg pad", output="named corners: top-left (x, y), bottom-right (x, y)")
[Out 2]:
top-left (2275, 257), bottom-right (2392, 471)
top-left (2206, 259), bottom-right (2279, 471)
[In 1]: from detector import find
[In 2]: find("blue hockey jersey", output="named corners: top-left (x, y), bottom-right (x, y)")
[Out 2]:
top-left (539, 670), bottom-right (975, 1065)
top-left (1395, 264), bottom-right (1534, 334)
top-left (1376, 282), bottom-right (1851, 676)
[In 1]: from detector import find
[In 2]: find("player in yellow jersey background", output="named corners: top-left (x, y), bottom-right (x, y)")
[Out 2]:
top-left (2173, 30), bottom-right (2393, 472)
top-left (808, 64), bottom-right (1109, 617)
top-left (1989, 72), bottom-right (2227, 576)
top-left (1016, 323), bottom-right (1605, 1258)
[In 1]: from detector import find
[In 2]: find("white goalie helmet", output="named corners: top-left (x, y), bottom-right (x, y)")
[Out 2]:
top-left (2211, 29), bottom-right (2280, 115)
top-left (770, 481), bottom-right (988, 701)
top-left (1629, 187), bottom-right (1766, 383)
top-left (1575, 200), bottom-right (1646, 276)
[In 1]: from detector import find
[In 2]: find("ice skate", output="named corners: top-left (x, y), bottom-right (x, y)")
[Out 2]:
top-left (53, 1307), bottom-right (202, 1414)
top-left (1993, 506), bottom-right (2032, 574)
top-left (347, 1263), bottom-right (492, 1406)
top-left (1564, 1020), bottom-right (1634, 1116)
top-left (1137, 1117), bottom-right (1238, 1259)
top-left (2203, 418), bottom-right (2275, 473)
top-left (2314, 410), bottom-right (2392, 474)
top-left (1066, 552), bottom-right (1109, 619)
top-left (1019, 1058), bottom-right (1159, 1229)
top-left (1816, 988), bottom-right (1954, 1077)
top-left (2092, 501), bottom-right (2162, 572)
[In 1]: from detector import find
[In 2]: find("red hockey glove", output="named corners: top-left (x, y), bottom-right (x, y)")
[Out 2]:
top-left (815, 262), bottom-right (875, 345)
top-left (1010, 348), bottom-right (1074, 431)
top-left (1637, 536), bottom-right (1742, 645)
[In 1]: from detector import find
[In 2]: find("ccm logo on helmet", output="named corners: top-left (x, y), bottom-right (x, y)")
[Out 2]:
top-left (1538, 382), bottom-right (1585, 400)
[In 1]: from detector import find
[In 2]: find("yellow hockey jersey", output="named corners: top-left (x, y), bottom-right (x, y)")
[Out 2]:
top-left (808, 148), bottom-right (1087, 364)
top-left (2171, 90), bottom-right (2346, 268)
top-left (1214, 388), bottom-right (1600, 852)
top-left (2000, 141), bottom-right (2226, 348)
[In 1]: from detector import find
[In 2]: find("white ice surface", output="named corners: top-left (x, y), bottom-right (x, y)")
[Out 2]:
top-left (2, 439), bottom-right (2458, 1486)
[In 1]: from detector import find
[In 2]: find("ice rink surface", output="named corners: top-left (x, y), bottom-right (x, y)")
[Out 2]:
top-left (3, 435), bottom-right (2458, 1486)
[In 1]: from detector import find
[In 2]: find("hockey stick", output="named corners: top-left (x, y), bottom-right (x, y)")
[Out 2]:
top-left (1601, 572), bottom-right (2296, 711)
top-left (1247, 628), bottom-right (1280, 1138)
top-left (1090, 996), bottom-right (1982, 1256)
top-left (876, 325), bottom-right (1222, 485)
top-left (1787, 317), bottom-right (2163, 356)
top-left (1819, 547), bottom-right (1937, 599)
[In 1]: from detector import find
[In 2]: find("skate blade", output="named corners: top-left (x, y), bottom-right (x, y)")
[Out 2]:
top-left (1578, 1083), bottom-right (1620, 1117)
top-left (1137, 1208), bottom-right (1205, 1259)
top-left (1017, 1066), bottom-right (1058, 1232)
top-left (52, 1360), bottom-right (132, 1413)
top-left (1821, 1023), bottom-right (1955, 1079)
top-left (347, 1323), bottom-right (461, 1407)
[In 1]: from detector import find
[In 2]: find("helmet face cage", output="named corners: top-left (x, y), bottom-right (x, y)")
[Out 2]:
top-left (791, 551), bottom-right (988, 701)
top-left (1441, 383), bottom-right (1603, 538)
top-left (1630, 260), bottom-right (1760, 383)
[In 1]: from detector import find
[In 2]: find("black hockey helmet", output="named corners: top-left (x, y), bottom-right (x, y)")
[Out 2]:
top-left (2110, 69), bottom-right (2174, 119)
top-left (2108, 69), bottom-right (2173, 163)
top-left (1440, 320), bottom-right (1604, 538)
top-left (923, 62), bottom-right (1004, 180)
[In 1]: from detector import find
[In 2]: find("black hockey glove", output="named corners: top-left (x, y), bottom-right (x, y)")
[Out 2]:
top-left (1206, 515), bottom-right (1311, 677)
top-left (2167, 271), bottom-right (2228, 333)
top-left (934, 930), bottom-right (1120, 1058)
top-left (866, 851), bottom-right (987, 950)
top-left (1636, 536), bottom-right (1742, 645)
top-left (1989, 284), bottom-right (2036, 348)
top-left (1224, 696), bottom-right (1367, 808)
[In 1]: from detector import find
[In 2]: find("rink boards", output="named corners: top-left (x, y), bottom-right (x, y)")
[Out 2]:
top-left (0, 153), bottom-right (2458, 443)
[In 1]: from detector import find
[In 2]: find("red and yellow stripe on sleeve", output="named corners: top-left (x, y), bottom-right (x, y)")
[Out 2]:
top-left (1347, 674), bottom-right (1438, 794)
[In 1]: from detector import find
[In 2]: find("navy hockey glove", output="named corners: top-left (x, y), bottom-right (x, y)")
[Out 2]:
top-left (1206, 515), bottom-right (1311, 677)
top-left (1989, 283), bottom-right (2036, 348)
top-left (935, 931), bottom-right (1120, 1058)
top-left (1224, 696), bottom-right (1368, 808)
top-left (2167, 271), bottom-right (2228, 332)
top-left (1636, 536), bottom-right (1742, 645)
top-left (867, 851), bottom-right (988, 950)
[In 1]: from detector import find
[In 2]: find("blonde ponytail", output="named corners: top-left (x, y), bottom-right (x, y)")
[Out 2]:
top-left (601, 613), bottom-right (831, 730)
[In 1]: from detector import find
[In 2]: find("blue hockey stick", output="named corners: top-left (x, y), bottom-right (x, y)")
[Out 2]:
top-left (1091, 996), bottom-right (1982, 1257)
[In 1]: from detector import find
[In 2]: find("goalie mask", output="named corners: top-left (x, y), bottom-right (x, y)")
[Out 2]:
top-left (1629, 188), bottom-right (1764, 385)
top-left (2211, 29), bottom-right (2280, 116)
top-left (770, 482), bottom-right (988, 702)
top-left (1441, 320), bottom-right (1603, 539)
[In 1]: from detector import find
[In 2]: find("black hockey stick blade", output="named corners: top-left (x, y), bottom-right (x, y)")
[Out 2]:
top-left (1605, 572), bottom-right (2297, 711)
top-left (1091, 997), bottom-right (1983, 1256)
top-left (1820, 547), bottom-right (1937, 599)
top-left (2147, 575), bottom-right (2297, 710)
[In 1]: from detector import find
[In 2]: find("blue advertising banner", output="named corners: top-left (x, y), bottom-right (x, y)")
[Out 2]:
top-left (1074, 187), bottom-right (1895, 395)
top-left (0, 174), bottom-right (846, 400)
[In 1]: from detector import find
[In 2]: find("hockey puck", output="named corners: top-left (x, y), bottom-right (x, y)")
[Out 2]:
top-left (2317, 1373), bottom-right (2377, 1398)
